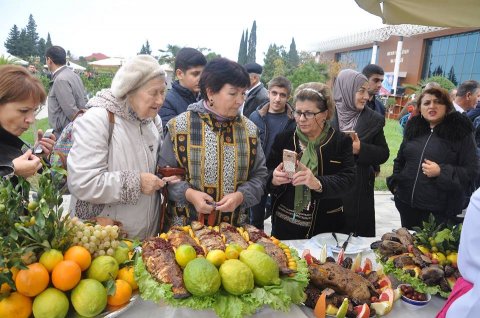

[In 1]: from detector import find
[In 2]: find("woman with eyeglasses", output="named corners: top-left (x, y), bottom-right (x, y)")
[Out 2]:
top-left (267, 82), bottom-right (355, 240)
top-left (333, 69), bottom-right (389, 237)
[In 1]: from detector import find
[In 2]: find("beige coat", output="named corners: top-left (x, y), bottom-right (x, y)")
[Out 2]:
top-left (67, 90), bottom-right (162, 239)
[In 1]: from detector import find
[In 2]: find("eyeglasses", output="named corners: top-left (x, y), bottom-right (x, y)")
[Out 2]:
top-left (292, 110), bottom-right (324, 119)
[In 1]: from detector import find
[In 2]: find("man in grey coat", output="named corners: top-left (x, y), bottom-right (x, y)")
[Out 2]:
top-left (242, 63), bottom-right (269, 118)
top-left (46, 46), bottom-right (87, 138)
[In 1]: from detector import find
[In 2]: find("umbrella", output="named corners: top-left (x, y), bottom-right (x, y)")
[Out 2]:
top-left (355, 0), bottom-right (480, 27)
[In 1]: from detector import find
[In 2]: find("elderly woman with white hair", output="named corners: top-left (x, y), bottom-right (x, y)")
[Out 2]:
top-left (68, 55), bottom-right (178, 239)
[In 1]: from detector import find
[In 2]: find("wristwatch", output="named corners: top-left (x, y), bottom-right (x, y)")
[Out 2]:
top-left (312, 178), bottom-right (323, 192)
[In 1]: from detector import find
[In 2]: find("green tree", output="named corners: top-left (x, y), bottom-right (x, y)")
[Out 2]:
top-left (17, 28), bottom-right (29, 58)
top-left (287, 37), bottom-right (300, 72)
top-left (247, 20), bottom-right (257, 63)
top-left (4, 25), bottom-right (21, 56)
top-left (158, 44), bottom-right (182, 68)
top-left (25, 14), bottom-right (39, 57)
top-left (46, 32), bottom-right (52, 49)
top-left (37, 38), bottom-right (46, 63)
top-left (288, 60), bottom-right (329, 93)
top-left (262, 44), bottom-right (286, 84)
top-left (237, 31), bottom-right (246, 64)
top-left (139, 40), bottom-right (152, 54)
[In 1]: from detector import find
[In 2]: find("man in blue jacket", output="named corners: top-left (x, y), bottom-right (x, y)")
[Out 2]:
top-left (159, 48), bottom-right (206, 131)
top-left (249, 76), bottom-right (295, 229)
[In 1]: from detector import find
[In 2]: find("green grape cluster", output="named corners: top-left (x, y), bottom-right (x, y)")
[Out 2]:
top-left (70, 217), bottom-right (121, 258)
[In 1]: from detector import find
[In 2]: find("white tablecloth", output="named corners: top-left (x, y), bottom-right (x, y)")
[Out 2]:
top-left (119, 237), bottom-right (446, 317)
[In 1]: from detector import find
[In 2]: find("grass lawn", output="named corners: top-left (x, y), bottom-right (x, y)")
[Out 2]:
top-left (375, 119), bottom-right (404, 190)
top-left (20, 118), bottom-right (50, 145)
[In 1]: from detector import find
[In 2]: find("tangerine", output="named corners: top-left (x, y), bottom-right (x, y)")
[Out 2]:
top-left (0, 291), bottom-right (32, 318)
top-left (64, 246), bottom-right (92, 271)
top-left (52, 260), bottom-right (82, 291)
top-left (107, 279), bottom-right (132, 307)
top-left (117, 266), bottom-right (138, 290)
top-left (15, 263), bottom-right (49, 297)
top-left (0, 267), bottom-right (19, 294)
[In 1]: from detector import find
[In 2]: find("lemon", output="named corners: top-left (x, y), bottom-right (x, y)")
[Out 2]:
top-left (71, 279), bottom-right (107, 317)
top-left (175, 244), bottom-right (197, 267)
top-left (39, 249), bottom-right (64, 273)
top-left (225, 245), bottom-right (240, 259)
top-left (206, 250), bottom-right (226, 267)
top-left (219, 259), bottom-right (254, 295)
top-left (32, 288), bottom-right (69, 318)
top-left (239, 250), bottom-right (280, 286)
top-left (247, 243), bottom-right (265, 253)
top-left (87, 256), bottom-right (119, 282)
top-left (183, 258), bottom-right (221, 296)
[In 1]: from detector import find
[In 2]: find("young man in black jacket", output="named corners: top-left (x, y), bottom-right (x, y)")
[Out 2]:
top-left (159, 48), bottom-right (206, 132)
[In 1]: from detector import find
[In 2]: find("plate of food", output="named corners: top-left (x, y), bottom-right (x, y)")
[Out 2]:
top-left (310, 232), bottom-right (371, 255)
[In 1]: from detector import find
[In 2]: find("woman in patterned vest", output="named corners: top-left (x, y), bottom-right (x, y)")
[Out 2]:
top-left (159, 58), bottom-right (268, 228)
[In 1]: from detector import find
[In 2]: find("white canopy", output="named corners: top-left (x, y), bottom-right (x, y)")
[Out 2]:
top-left (355, 0), bottom-right (480, 27)
top-left (67, 61), bottom-right (86, 71)
top-left (0, 52), bottom-right (28, 66)
top-left (88, 57), bottom-right (126, 67)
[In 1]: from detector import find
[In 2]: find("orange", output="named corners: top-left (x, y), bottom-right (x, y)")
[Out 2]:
top-left (0, 267), bottom-right (19, 294)
top-left (52, 260), bottom-right (82, 291)
top-left (117, 266), bottom-right (138, 290)
top-left (0, 291), bottom-right (32, 318)
top-left (64, 246), bottom-right (92, 271)
top-left (15, 263), bottom-right (49, 297)
top-left (107, 279), bottom-right (132, 307)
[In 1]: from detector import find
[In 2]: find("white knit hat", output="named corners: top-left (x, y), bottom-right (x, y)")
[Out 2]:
top-left (111, 55), bottom-right (165, 98)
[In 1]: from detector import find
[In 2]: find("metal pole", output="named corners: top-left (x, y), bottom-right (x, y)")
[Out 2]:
top-left (392, 36), bottom-right (403, 96)
top-left (371, 41), bottom-right (378, 64)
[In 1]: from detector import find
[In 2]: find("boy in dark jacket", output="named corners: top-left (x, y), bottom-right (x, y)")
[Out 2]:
top-left (159, 48), bottom-right (207, 131)
top-left (249, 76), bottom-right (296, 229)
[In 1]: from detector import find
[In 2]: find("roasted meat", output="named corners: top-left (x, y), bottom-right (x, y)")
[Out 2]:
top-left (243, 224), bottom-right (294, 275)
top-left (142, 237), bottom-right (190, 298)
top-left (219, 222), bottom-right (249, 249)
top-left (308, 262), bottom-right (374, 303)
top-left (167, 226), bottom-right (205, 256)
top-left (191, 221), bottom-right (225, 253)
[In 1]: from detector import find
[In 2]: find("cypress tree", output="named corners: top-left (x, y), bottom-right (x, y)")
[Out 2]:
top-left (145, 40), bottom-right (152, 54)
top-left (247, 21), bottom-right (257, 63)
top-left (237, 31), bottom-right (245, 64)
top-left (4, 24), bottom-right (20, 56)
top-left (25, 14), bottom-right (39, 57)
top-left (288, 37), bottom-right (300, 69)
top-left (46, 33), bottom-right (52, 49)
top-left (37, 38), bottom-right (46, 63)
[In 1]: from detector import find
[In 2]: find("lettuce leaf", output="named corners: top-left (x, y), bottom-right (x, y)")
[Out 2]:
top-left (134, 247), bottom-right (309, 318)
top-left (378, 256), bottom-right (450, 298)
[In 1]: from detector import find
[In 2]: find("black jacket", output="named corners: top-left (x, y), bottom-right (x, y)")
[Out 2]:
top-left (266, 126), bottom-right (355, 240)
top-left (332, 107), bottom-right (390, 237)
top-left (0, 126), bottom-right (25, 177)
top-left (388, 112), bottom-right (478, 216)
top-left (159, 80), bottom-right (198, 132)
top-left (243, 83), bottom-right (269, 118)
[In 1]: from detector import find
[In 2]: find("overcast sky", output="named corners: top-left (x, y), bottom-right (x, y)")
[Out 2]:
top-left (0, 0), bottom-right (385, 62)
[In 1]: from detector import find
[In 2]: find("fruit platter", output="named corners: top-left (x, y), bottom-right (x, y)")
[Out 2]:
top-left (0, 166), bottom-right (139, 318)
top-left (302, 246), bottom-right (400, 318)
top-left (372, 216), bottom-right (461, 298)
top-left (134, 222), bottom-right (309, 318)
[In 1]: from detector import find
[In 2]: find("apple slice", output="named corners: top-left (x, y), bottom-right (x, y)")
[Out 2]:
top-left (319, 244), bottom-right (327, 264)
top-left (336, 249), bottom-right (345, 266)
top-left (354, 303), bottom-right (370, 318)
top-left (336, 298), bottom-right (349, 318)
top-left (351, 253), bottom-right (362, 272)
top-left (303, 249), bottom-right (314, 265)
top-left (370, 301), bottom-right (392, 316)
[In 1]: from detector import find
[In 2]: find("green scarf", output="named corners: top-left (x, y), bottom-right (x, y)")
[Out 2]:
top-left (294, 121), bottom-right (331, 214)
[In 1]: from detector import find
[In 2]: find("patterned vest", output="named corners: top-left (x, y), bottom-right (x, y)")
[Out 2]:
top-left (167, 110), bottom-right (258, 226)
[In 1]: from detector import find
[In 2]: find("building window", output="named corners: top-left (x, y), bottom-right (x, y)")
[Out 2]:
top-left (335, 48), bottom-right (376, 72)
top-left (422, 30), bottom-right (480, 85)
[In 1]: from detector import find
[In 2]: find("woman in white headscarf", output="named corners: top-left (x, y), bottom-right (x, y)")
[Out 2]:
top-left (333, 69), bottom-right (389, 237)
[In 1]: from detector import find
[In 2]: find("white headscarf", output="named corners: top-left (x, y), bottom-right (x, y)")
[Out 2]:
top-left (334, 69), bottom-right (368, 131)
